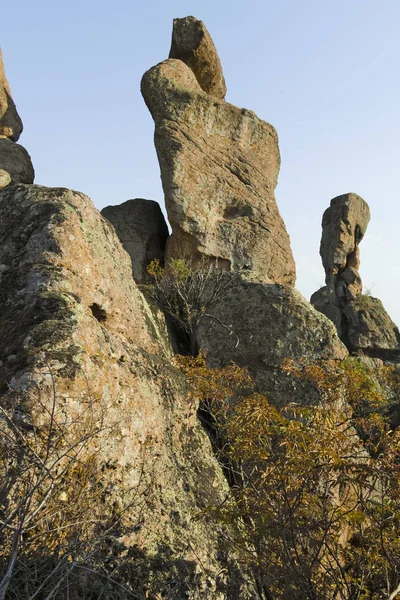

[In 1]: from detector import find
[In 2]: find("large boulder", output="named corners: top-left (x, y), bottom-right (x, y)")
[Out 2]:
top-left (196, 277), bottom-right (347, 406)
top-left (0, 184), bottom-right (255, 598)
top-left (0, 48), bottom-right (23, 141)
top-left (0, 137), bottom-right (34, 186)
top-left (169, 16), bottom-right (227, 99)
top-left (102, 198), bottom-right (169, 283)
top-left (141, 20), bottom-right (296, 286)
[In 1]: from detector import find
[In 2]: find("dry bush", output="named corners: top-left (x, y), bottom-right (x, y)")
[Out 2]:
top-left (148, 257), bottom-right (238, 355)
top-left (0, 368), bottom-right (149, 600)
top-left (176, 353), bottom-right (400, 600)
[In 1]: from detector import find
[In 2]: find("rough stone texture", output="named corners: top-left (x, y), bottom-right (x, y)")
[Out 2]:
top-left (0, 49), bottom-right (23, 141)
top-left (141, 57), bottom-right (296, 285)
top-left (101, 199), bottom-right (169, 283)
top-left (196, 277), bottom-right (347, 406)
top-left (0, 168), bottom-right (11, 189)
top-left (0, 138), bottom-right (34, 185)
top-left (311, 193), bottom-right (400, 360)
top-left (320, 193), bottom-right (370, 315)
top-left (343, 295), bottom-right (400, 359)
top-left (315, 193), bottom-right (371, 337)
top-left (169, 16), bottom-right (227, 99)
top-left (0, 184), bottom-right (256, 599)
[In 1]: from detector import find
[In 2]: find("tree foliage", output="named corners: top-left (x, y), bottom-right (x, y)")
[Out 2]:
top-left (176, 353), bottom-right (400, 600)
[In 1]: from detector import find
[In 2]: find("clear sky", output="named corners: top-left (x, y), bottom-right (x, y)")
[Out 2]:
top-left (2, 0), bottom-right (400, 325)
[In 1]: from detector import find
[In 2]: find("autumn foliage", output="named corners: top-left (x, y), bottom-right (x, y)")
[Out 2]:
top-left (176, 353), bottom-right (400, 600)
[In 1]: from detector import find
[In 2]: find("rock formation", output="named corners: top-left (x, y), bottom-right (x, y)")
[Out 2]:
top-left (196, 278), bottom-right (347, 406)
top-left (0, 49), bottom-right (34, 188)
top-left (2, 17), bottom-right (400, 599)
top-left (0, 183), bottom-right (255, 598)
top-left (169, 16), bottom-right (227, 99)
top-left (141, 17), bottom-right (296, 285)
top-left (102, 199), bottom-right (169, 283)
top-left (311, 193), bottom-right (400, 359)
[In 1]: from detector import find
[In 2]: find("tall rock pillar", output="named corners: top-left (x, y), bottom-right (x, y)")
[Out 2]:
top-left (311, 193), bottom-right (400, 359)
top-left (141, 16), bottom-right (296, 285)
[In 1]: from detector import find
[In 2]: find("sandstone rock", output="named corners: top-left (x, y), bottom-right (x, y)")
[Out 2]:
top-left (0, 49), bottom-right (23, 141)
top-left (196, 277), bottom-right (347, 406)
top-left (101, 198), bottom-right (169, 283)
top-left (141, 57), bottom-right (296, 285)
top-left (0, 184), bottom-right (255, 598)
top-left (169, 16), bottom-right (227, 99)
top-left (0, 137), bottom-right (34, 185)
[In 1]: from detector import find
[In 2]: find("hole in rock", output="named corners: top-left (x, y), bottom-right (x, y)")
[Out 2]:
top-left (90, 303), bottom-right (107, 323)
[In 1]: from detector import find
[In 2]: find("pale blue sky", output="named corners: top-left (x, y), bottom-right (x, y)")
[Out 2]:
top-left (2, 0), bottom-right (400, 325)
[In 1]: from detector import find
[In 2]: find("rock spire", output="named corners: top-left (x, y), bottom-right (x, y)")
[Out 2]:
top-left (0, 49), bottom-right (34, 189)
top-left (141, 17), bottom-right (296, 285)
top-left (311, 193), bottom-right (400, 359)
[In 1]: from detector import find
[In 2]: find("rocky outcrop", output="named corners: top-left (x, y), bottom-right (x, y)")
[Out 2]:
top-left (196, 277), bottom-right (347, 406)
top-left (141, 18), bottom-right (296, 285)
top-left (0, 184), bottom-right (255, 598)
top-left (0, 50), bottom-right (34, 188)
top-left (311, 193), bottom-right (400, 360)
top-left (102, 199), bottom-right (169, 283)
top-left (169, 16), bottom-right (227, 99)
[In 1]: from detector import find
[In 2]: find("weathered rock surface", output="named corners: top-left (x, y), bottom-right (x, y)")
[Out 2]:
top-left (0, 168), bottom-right (11, 189)
top-left (169, 16), bottom-right (227, 99)
top-left (343, 295), bottom-right (400, 358)
top-left (0, 137), bottom-right (34, 185)
top-left (102, 199), bottom-right (169, 283)
top-left (311, 193), bottom-right (400, 360)
top-left (320, 193), bottom-right (370, 283)
top-left (142, 20), bottom-right (296, 285)
top-left (319, 193), bottom-right (370, 325)
top-left (196, 277), bottom-right (347, 406)
top-left (0, 49), bottom-right (23, 141)
top-left (0, 184), bottom-right (256, 598)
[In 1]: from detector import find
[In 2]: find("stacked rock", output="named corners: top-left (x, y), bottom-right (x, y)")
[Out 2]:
top-left (0, 49), bottom-right (34, 189)
top-left (311, 193), bottom-right (400, 359)
top-left (141, 17), bottom-right (296, 285)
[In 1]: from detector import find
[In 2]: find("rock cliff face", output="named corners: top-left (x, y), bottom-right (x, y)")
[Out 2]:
top-left (141, 17), bottom-right (296, 285)
top-left (311, 193), bottom-right (400, 360)
top-left (0, 184), bottom-right (255, 598)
